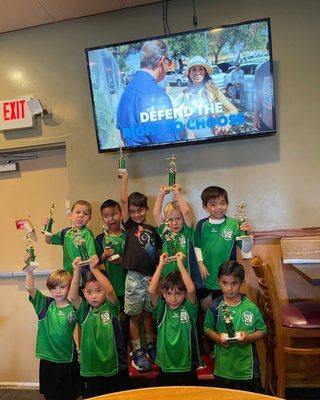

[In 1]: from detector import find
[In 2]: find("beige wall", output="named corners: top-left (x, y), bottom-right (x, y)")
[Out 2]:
top-left (0, 0), bottom-right (319, 383)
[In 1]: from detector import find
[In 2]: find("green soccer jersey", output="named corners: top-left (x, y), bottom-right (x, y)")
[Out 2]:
top-left (157, 223), bottom-right (195, 278)
top-left (77, 299), bottom-right (120, 377)
top-left (195, 217), bottom-right (242, 290)
top-left (153, 297), bottom-right (200, 372)
top-left (29, 290), bottom-right (77, 363)
top-left (96, 231), bottom-right (127, 296)
top-left (204, 295), bottom-right (267, 380)
top-left (50, 226), bottom-right (97, 276)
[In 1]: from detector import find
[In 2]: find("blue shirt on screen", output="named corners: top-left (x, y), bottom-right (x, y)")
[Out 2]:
top-left (117, 70), bottom-right (183, 147)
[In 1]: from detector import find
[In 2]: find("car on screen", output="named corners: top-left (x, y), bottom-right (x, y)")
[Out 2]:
top-left (210, 65), bottom-right (226, 90)
top-left (165, 70), bottom-right (188, 87)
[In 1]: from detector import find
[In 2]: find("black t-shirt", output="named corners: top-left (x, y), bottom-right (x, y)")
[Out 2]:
top-left (122, 218), bottom-right (162, 276)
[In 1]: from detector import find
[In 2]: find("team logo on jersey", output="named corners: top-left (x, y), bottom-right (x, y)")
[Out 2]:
top-left (68, 311), bottom-right (77, 324)
top-left (180, 309), bottom-right (189, 323)
top-left (242, 311), bottom-right (254, 325)
top-left (222, 229), bottom-right (233, 240)
top-left (101, 311), bottom-right (111, 324)
top-left (178, 236), bottom-right (186, 246)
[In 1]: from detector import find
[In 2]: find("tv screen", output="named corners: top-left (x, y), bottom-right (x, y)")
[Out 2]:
top-left (86, 18), bottom-right (275, 153)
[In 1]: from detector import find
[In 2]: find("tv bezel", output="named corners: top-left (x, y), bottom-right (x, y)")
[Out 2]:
top-left (85, 17), bottom-right (276, 154)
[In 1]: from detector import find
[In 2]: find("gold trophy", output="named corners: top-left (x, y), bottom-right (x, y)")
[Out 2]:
top-left (220, 303), bottom-right (241, 342)
top-left (72, 227), bottom-right (90, 267)
top-left (163, 155), bottom-right (176, 191)
top-left (163, 221), bottom-right (177, 262)
top-left (103, 225), bottom-right (120, 261)
top-left (23, 232), bottom-right (39, 272)
top-left (234, 201), bottom-right (253, 259)
top-left (118, 145), bottom-right (126, 173)
top-left (42, 202), bottom-right (55, 236)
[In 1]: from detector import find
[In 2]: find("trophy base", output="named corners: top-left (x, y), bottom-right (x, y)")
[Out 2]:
top-left (163, 185), bottom-right (174, 191)
top-left (118, 168), bottom-right (127, 173)
top-left (108, 254), bottom-right (120, 261)
top-left (221, 331), bottom-right (241, 342)
top-left (166, 255), bottom-right (177, 262)
top-left (42, 231), bottom-right (53, 237)
top-left (23, 261), bottom-right (39, 272)
top-left (78, 259), bottom-right (90, 267)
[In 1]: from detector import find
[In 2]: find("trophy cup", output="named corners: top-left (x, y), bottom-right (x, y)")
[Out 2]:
top-left (118, 145), bottom-right (126, 173)
top-left (42, 202), bottom-right (55, 236)
top-left (163, 155), bottom-right (176, 191)
top-left (23, 232), bottom-right (39, 272)
top-left (220, 303), bottom-right (241, 342)
top-left (103, 225), bottom-right (120, 261)
top-left (234, 201), bottom-right (253, 259)
top-left (72, 228), bottom-right (90, 267)
top-left (163, 221), bottom-right (177, 262)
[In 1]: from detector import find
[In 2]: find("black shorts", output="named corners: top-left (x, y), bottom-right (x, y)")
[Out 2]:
top-left (83, 370), bottom-right (131, 399)
top-left (39, 358), bottom-right (82, 400)
top-left (158, 369), bottom-right (198, 387)
top-left (213, 375), bottom-right (263, 393)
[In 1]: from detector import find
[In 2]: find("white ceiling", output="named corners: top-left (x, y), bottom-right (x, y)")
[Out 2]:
top-left (0, 0), bottom-right (162, 34)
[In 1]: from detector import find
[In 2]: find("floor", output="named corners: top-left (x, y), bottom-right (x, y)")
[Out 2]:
top-left (0, 387), bottom-right (319, 400)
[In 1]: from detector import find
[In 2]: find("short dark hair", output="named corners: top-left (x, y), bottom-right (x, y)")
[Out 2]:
top-left (218, 261), bottom-right (245, 283)
top-left (201, 186), bottom-right (229, 206)
top-left (128, 192), bottom-right (148, 208)
top-left (83, 271), bottom-right (97, 287)
top-left (161, 271), bottom-right (186, 292)
top-left (140, 39), bottom-right (168, 70)
top-left (100, 199), bottom-right (121, 213)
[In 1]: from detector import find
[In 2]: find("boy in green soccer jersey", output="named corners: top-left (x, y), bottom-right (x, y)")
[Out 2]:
top-left (69, 255), bottom-right (129, 399)
top-left (95, 199), bottom-right (127, 309)
top-left (149, 252), bottom-right (200, 386)
top-left (25, 260), bottom-right (81, 400)
top-left (153, 183), bottom-right (202, 282)
top-left (204, 261), bottom-right (266, 392)
top-left (43, 200), bottom-right (97, 278)
top-left (195, 186), bottom-right (252, 311)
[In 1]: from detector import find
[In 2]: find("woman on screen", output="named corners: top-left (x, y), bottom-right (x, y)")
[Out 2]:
top-left (179, 56), bottom-right (237, 140)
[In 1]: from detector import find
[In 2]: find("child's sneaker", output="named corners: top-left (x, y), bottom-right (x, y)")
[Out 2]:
top-left (131, 348), bottom-right (152, 372)
top-left (145, 342), bottom-right (157, 363)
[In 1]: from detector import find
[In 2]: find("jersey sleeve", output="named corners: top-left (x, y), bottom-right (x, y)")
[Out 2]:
top-left (105, 298), bottom-right (120, 318)
top-left (183, 224), bottom-right (195, 244)
top-left (50, 230), bottom-right (63, 245)
top-left (152, 297), bottom-right (165, 322)
top-left (29, 289), bottom-right (52, 318)
top-left (84, 229), bottom-right (98, 257)
top-left (76, 300), bottom-right (90, 325)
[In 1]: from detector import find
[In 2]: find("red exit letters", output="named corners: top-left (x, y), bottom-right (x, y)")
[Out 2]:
top-left (3, 99), bottom-right (26, 121)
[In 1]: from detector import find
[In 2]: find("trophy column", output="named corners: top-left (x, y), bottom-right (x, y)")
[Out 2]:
top-left (72, 228), bottom-right (90, 267)
top-left (164, 155), bottom-right (176, 191)
top-left (234, 201), bottom-right (253, 259)
top-left (220, 303), bottom-right (241, 342)
top-left (103, 225), bottom-right (120, 261)
top-left (42, 202), bottom-right (55, 236)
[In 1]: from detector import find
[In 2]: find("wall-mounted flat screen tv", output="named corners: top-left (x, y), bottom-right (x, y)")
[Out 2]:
top-left (86, 17), bottom-right (275, 153)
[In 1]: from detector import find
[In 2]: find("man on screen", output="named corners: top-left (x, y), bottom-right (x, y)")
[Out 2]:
top-left (117, 39), bottom-right (183, 147)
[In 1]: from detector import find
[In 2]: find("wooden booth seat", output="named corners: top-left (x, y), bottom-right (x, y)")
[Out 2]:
top-left (251, 256), bottom-right (320, 398)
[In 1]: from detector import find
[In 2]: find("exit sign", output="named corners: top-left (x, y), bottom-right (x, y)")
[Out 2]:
top-left (0, 97), bottom-right (34, 131)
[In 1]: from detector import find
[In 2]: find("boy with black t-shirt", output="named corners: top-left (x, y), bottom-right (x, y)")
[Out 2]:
top-left (204, 261), bottom-right (266, 392)
top-left (119, 171), bottom-right (162, 372)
